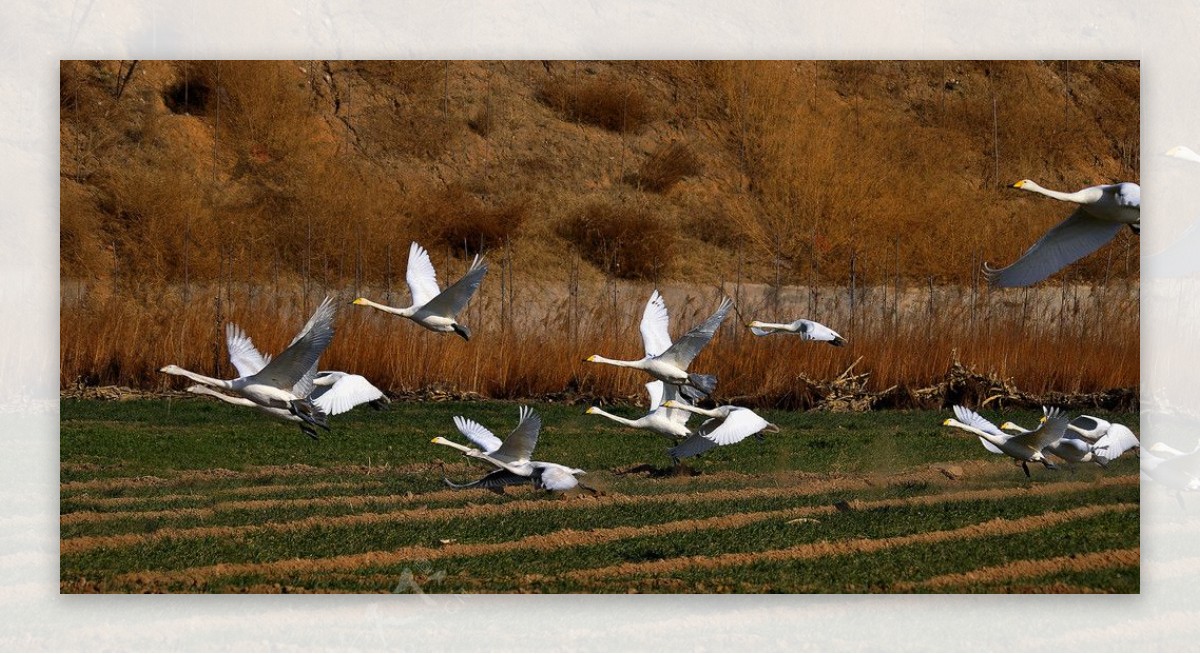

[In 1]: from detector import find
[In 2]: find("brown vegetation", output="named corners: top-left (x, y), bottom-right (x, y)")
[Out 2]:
top-left (60, 60), bottom-right (1140, 397)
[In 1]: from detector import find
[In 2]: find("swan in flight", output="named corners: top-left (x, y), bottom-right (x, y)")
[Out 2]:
top-left (161, 297), bottom-right (337, 430)
top-left (352, 242), bottom-right (487, 340)
top-left (309, 371), bottom-right (389, 415)
top-left (1004, 414), bottom-right (1139, 465)
top-left (943, 405), bottom-right (1068, 477)
top-left (586, 291), bottom-right (733, 401)
top-left (585, 381), bottom-right (693, 439)
top-left (746, 318), bottom-right (846, 345)
top-left (984, 180), bottom-right (1140, 287)
top-left (432, 406), bottom-right (587, 492)
top-left (661, 401), bottom-right (779, 461)
top-left (999, 420), bottom-right (1100, 466)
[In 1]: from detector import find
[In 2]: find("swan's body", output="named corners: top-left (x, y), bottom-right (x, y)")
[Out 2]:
top-left (586, 291), bottom-right (732, 401)
top-left (353, 242), bottom-right (487, 340)
top-left (1000, 421), bottom-right (1097, 465)
top-left (943, 405), bottom-right (1068, 477)
top-left (585, 381), bottom-right (693, 439)
top-left (185, 384), bottom-right (322, 439)
top-left (746, 319), bottom-right (846, 346)
top-left (432, 406), bottom-right (586, 492)
top-left (161, 297), bottom-right (337, 429)
top-left (984, 180), bottom-right (1140, 287)
top-left (309, 371), bottom-right (389, 415)
top-left (662, 401), bottom-right (779, 461)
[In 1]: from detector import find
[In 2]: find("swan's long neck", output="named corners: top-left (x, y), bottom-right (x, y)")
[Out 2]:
top-left (431, 437), bottom-right (473, 454)
top-left (587, 355), bottom-right (645, 369)
top-left (1003, 422), bottom-right (1031, 434)
top-left (355, 298), bottom-right (415, 317)
top-left (589, 407), bottom-right (639, 427)
top-left (188, 385), bottom-right (255, 407)
top-left (1020, 182), bottom-right (1091, 204)
top-left (947, 419), bottom-right (1006, 446)
top-left (164, 367), bottom-right (232, 389)
top-left (673, 404), bottom-right (722, 419)
top-left (752, 321), bottom-right (793, 332)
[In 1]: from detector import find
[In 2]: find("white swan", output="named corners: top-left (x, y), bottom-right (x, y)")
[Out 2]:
top-left (585, 381), bottom-right (693, 439)
top-left (184, 384), bottom-right (324, 439)
top-left (746, 318), bottom-right (845, 345)
top-left (999, 420), bottom-right (1100, 466)
top-left (662, 401), bottom-right (779, 461)
top-left (161, 297), bottom-right (337, 429)
top-left (943, 405), bottom-right (1068, 477)
top-left (984, 180), bottom-right (1140, 287)
top-left (1062, 415), bottom-right (1139, 462)
top-left (586, 291), bottom-right (733, 401)
top-left (431, 406), bottom-right (586, 492)
top-left (309, 371), bottom-right (389, 416)
top-left (353, 242), bottom-right (487, 340)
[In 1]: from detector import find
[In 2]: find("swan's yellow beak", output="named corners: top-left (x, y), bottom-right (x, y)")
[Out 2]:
top-left (1011, 180), bottom-right (1027, 189)
top-left (663, 400), bottom-right (679, 408)
top-left (585, 355), bottom-right (598, 362)
top-left (585, 407), bottom-right (597, 414)
top-left (352, 298), bottom-right (368, 305)
top-left (1000, 422), bottom-right (1015, 431)
top-left (942, 419), bottom-right (954, 426)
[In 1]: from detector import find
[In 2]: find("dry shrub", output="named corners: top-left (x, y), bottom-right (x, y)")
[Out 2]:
top-left (536, 76), bottom-right (656, 132)
top-left (560, 199), bottom-right (675, 279)
top-left (626, 141), bottom-right (702, 192)
top-left (417, 185), bottom-right (527, 255)
top-left (352, 61), bottom-right (443, 96)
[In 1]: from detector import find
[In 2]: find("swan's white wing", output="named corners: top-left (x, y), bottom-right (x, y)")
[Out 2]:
top-left (796, 319), bottom-right (846, 345)
top-left (310, 373), bottom-right (385, 416)
top-left (659, 297), bottom-right (732, 368)
top-left (405, 242), bottom-right (442, 307)
top-left (225, 323), bottom-right (270, 377)
top-left (536, 464), bottom-right (580, 491)
top-left (1067, 415), bottom-right (1111, 443)
top-left (453, 416), bottom-right (503, 453)
top-left (1012, 407), bottom-right (1071, 451)
top-left (646, 381), bottom-right (665, 412)
top-left (699, 408), bottom-right (769, 446)
top-left (1093, 424), bottom-right (1140, 463)
top-left (974, 436), bottom-right (1006, 456)
top-left (421, 254), bottom-right (488, 318)
top-left (640, 290), bottom-right (673, 358)
top-left (492, 405), bottom-right (540, 461)
top-left (952, 405), bottom-right (1006, 437)
top-left (668, 430), bottom-right (721, 459)
top-left (984, 209), bottom-right (1124, 288)
top-left (247, 298), bottom-right (337, 391)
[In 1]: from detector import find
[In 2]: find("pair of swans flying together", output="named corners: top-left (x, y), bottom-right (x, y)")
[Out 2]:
top-left (432, 406), bottom-right (588, 492)
top-left (985, 179), bottom-right (1140, 288)
top-left (162, 297), bottom-right (387, 439)
top-left (353, 242), bottom-right (488, 340)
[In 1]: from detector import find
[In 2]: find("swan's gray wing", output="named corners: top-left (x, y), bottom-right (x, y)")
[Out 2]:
top-left (658, 297), bottom-right (732, 368)
top-left (984, 209), bottom-right (1124, 288)
top-left (491, 405), bottom-right (540, 461)
top-left (640, 290), bottom-right (673, 358)
top-left (247, 297), bottom-right (336, 391)
top-left (444, 468), bottom-right (529, 490)
top-left (225, 323), bottom-right (270, 378)
top-left (421, 254), bottom-right (488, 318)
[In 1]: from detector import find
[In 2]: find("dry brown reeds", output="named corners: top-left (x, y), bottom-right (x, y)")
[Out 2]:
top-left (536, 74), bottom-right (657, 132)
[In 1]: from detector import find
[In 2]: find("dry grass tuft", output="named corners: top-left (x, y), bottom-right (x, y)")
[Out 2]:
top-left (420, 185), bottom-right (527, 255)
top-left (626, 141), bottom-right (702, 192)
top-left (536, 76), bottom-right (657, 132)
top-left (560, 199), bottom-right (675, 279)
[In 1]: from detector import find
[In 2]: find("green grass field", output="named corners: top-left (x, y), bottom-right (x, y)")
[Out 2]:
top-left (60, 398), bottom-right (1140, 593)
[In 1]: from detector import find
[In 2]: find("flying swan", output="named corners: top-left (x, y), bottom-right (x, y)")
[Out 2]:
top-left (746, 318), bottom-right (846, 345)
top-left (586, 291), bottom-right (733, 401)
top-left (984, 180), bottom-right (1140, 287)
top-left (1003, 414), bottom-right (1139, 465)
top-left (161, 297), bottom-right (337, 430)
top-left (585, 381), bottom-right (693, 439)
top-left (353, 242), bottom-right (487, 340)
top-left (943, 405), bottom-right (1069, 477)
top-left (662, 401), bottom-right (779, 462)
top-left (431, 406), bottom-right (588, 492)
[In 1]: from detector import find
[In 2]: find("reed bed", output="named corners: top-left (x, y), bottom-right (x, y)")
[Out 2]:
top-left (60, 269), bottom-right (1138, 408)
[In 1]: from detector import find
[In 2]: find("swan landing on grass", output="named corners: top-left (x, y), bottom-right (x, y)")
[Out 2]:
top-left (352, 242), bottom-right (487, 340)
top-left (943, 405), bottom-right (1069, 478)
top-left (586, 291), bottom-right (733, 402)
top-left (984, 180), bottom-right (1140, 288)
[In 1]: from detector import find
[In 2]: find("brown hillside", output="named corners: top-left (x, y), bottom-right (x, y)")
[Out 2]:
top-left (61, 60), bottom-right (1139, 289)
